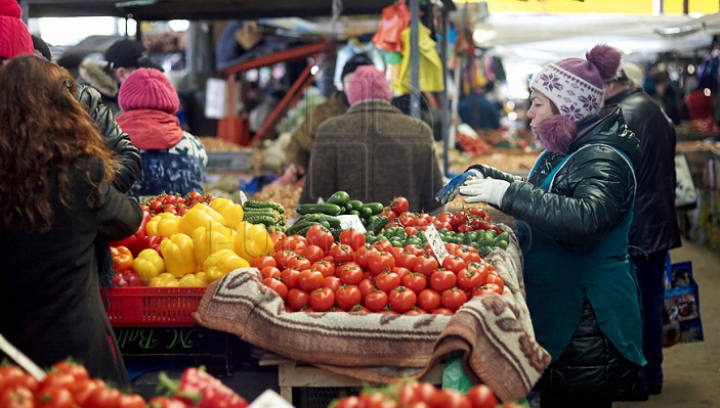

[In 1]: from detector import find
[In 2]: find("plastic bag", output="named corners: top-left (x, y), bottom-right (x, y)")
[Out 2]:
top-left (442, 356), bottom-right (473, 393)
top-left (663, 254), bottom-right (704, 347)
top-left (371, 0), bottom-right (410, 53)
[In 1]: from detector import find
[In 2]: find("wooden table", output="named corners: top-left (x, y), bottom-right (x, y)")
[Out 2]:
top-left (257, 353), bottom-right (444, 403)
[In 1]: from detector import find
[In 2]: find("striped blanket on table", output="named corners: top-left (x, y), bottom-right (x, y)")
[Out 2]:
top-left (193, 233), bottom-right (551, 402)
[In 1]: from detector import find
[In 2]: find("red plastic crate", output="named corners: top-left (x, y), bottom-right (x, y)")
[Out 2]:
top-left (102, 287), bottom-right (206, 327)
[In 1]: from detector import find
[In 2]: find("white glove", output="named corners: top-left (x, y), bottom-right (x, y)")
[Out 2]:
top-left (459, 178), bottom-right (511, 206)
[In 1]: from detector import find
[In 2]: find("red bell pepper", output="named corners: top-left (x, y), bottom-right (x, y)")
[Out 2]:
top-left (110, 209), bottom-right (152, 256)
top-left (159, 368), bottom-right (248, 408)
top-left (139, 235), bottom-right (165, 256)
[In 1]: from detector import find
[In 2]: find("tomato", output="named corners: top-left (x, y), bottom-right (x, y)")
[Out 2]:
top-left (484, 274), bottom-right (505, 293)
top-left (53, 361), bottom-right (90, 384)
top-left (441, 288), bottom-right (469, 311)
top-left (280, 268), bottom-right (300, 289)
top-left (298, 269), bottom-right (324, 292)
top-left (339, 230), bottom-right (366, 251)
top-left (358, 278), bottom-right (376, 296)
top-left (35, 386), bottom-right (74, 408)
top-left (39, 372), bottom-right (75, 393)
top-left (287, 288), bottom-right (310, 311)
top-left (84, 386), bottom-right (121, 408)
top-left (390, 267), bottom-right (409, 282)
top-left (349, 304), bottom-right (371, 314)
top-left (0, 367), bottom-right (38, 393)
top-left (296, 244), bottom-right (321, 263)
top-left (335, 285), bottom-right (362, 310)
top-left (73, 379), bottom-right (104, 405)
top-left (404, 227), bottom-right (419, 237)
top-left (364, 290), bottom-right (389, 312)
top-left (467, 384), bottom-right (498, 408)
top-left (261, 266), bottom-right (281, 279)
top-left (338, 264), bottom-right (363, 285)
top-left (414, 217), bottom-right (428, 227)
top-left (430, 389), bottom-right (471, 408)
top-left (375, 271), bottom-right (401, 292)
top-left (282, 236), bottom-right (306, 253)
top-left (367, 251), bottom-right (394, 275)
top-left (390, 196), bottom-right (409, 215)
top-left (472, 284), bottom-right (503, 297)
top-left (322, 276), bottom-right (341, 293)
top-left (251, 255), bottom-right (277, 270)
top-left (429, 271), bottom-right (457, 293)
top-left (355, 245), bottom-right (374, 268)
top-left (417, 289), bottom-right (442, 312)
top-left (413, 255), bottom-right (439, 276)
top-left (432, 308), bottom-right (453, 315)
top-left (334, 396), bottom-right (361, 408)
top-left (435, 221), bottom-right (453, 231)
top-left (306, 225), bottom-right (334, 251)
top-left (389, 286), bottom-right (417, 313)
top-left (415, 383), bottom-right (439, 404)
top-left (118, 394), bottom-right (146, 408)
top-left (403, 244), bottom-right (423, 256)
top-left (401, 273), bottom-right (427, 293)
top-left (309, 288), bottom-right (335, 312)
top-left (358, 393), bottom-right (387, 408)
top-left (405, 307), bottom-right (427, 315)
top-left (329, 244), bottom-right (355, 264)
top-left (274, 250), bottom-right (298, 269)
top-left (286, 256), bottom-right (312, 272)
top-left (0, 387), bottom-right (34, 408)
top-left (398, 213), bottom-right (415, 227)
top-left (454, 247), bottom-right (481, 263)
top-left (382, 209), bottom-right (398, 223)
top-left (441, 255), bottom-right (466, 273)
top-left (263, 277), bottom-right (289, 300)
top-left (457, 268), bottom-right (485, 291)
top-left (450, 211), bottom-right (468, 229)
top-left (394, 251), bottom-right (417, 270)
top-left (310, 259), bottom-right (335, 278)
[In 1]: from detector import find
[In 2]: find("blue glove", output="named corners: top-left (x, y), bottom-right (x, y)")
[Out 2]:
top-left (435, 169), bottom-right (483, 204)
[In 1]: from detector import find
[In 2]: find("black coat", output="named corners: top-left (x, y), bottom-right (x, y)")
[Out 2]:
top-left (605, 88), bottom-right (681, 256)
top-left (76, 84), bottom-right (141, 193)
top-left (0, 158), bottom-right (142, 385)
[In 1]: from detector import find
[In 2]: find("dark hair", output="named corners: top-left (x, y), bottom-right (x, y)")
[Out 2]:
top-left (340, 53), bottom-right (374, 81)
top-left (650, 71), bottom-right (670, 86)
top-left (0, 56), bottom-right (117, 232)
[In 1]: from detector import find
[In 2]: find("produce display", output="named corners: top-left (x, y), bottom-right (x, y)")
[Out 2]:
top-left (251, 185), bottom-right (303, 220)
top-left (330, 380), bottom-right (517, 408)
top-left (253, 193), bottom-right (512, 314)
top-left (108, 192), bottom-right (281, 288)
top-left (0, 361), bottom-right (248, 408)
top-left (198, 137), bottom-right (250, 152)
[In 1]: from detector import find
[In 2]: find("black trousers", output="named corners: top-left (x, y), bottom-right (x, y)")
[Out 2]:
top-left (540, 391), bottom-right (611, 408)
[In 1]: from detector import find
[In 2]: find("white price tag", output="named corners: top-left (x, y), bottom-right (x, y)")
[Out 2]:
top-left (248, 389), bottom-right (296, 408)
top-left (317, 197), bottom-right (325, 204)
top-left (425, 224), bottom-right (449, 264)
top-left (337, 215), bottom-right (367, 232)
top-left (239, 191), bottom-right (248, 206)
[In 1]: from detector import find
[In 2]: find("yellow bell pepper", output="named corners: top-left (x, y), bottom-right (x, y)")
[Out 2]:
top-left (160, 233), bottom-right (197, 278)
top-left (210, 198), bottom-right (244, 229)
top-left (146, 213), bottom-right (180, 237)
top-left (178, 273), bottom-right (209, 287)
top-left (192, 223), bottom-right (236, 266)
top-left (196, 272), bottom-right (210, 285)
top-left (203, 249), bottom-right (249, 282)
top-left (148, 273), bottom-right (180, 287)
top-left (132, 248), bottom-right (166, 284)
top-left (178, 204), bottom-right (226, 236)
top-left (235, 221), bottom-right (274, 262)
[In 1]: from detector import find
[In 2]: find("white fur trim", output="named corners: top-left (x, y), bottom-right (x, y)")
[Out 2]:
top-left (79, 59), bottom-right (118, 97)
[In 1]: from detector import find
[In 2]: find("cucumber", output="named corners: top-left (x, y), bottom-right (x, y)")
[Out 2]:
top-left (348, 200), bottom-right (364, 212)
top-left (244, 214), bottom-right (275, 227)
top-left (363, 202), bottom-right (384, 215)
top-left (244, 200), bottom-right (284, 214)
top-left (317, 215), bottom-right (341, 228)
top-left (360, 206), bottom-right (373, 219)
top-left (367, 215), bottom-right (388, 235)
top-left (297, 203), bottom-right (342, 216)
top-left (287, 221), bottom-right (318, 236)
top-left (327, 191), bottom-right (350, 206)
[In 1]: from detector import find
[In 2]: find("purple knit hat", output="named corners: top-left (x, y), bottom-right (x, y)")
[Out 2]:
top-left (346, 65), bottom-right (391, 106)
top-left (531, 44), bottom-right (622, 154)
top-left (118, 68), bottom-right (179, 113)
top-left (531, 44), bottom-right (621, 122)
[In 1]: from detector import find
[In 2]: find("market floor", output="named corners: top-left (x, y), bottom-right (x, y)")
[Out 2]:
top-left (614, 239), bottom-right (720, 408)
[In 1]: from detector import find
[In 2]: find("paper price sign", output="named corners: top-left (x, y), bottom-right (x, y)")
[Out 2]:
top-left (425, 224), bottom-right (448, 263)
top-left (337, 215), bottom-right (367, 232)
top-left (239, 191), bottom-right (248, 206)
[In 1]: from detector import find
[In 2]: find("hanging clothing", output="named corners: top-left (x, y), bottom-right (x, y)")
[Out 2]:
top-left (392, 25), bottom-right (444, 95)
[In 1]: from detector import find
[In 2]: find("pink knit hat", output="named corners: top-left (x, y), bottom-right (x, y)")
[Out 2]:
top-left (0, 0), bottom-right (33, 60)
top-left (346, 65), bottom-right (391, 106)
top-left (118, 68), bottom-right (179, 113)
top-left (531, 44), bottom-right (621, 122)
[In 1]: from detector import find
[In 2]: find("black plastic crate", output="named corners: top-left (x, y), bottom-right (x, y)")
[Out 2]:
top-left (294, 387), bottom-right (360, 408)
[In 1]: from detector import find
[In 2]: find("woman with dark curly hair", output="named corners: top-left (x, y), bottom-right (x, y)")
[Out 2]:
top-left (0, 55), bottom-right (142, 385)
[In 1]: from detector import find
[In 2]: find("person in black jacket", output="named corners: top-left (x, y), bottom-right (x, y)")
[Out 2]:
top-left (437, 45), bottom-right (644, 408)
top-left (0, 56), bottom-right (142, 385)
top-left (604, 63), bottom-right (682, 401)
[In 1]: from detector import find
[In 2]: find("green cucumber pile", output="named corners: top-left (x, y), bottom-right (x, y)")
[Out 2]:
top-left (243, 200), bottom-right (286, 232)
top-left (296, 191), bottom-right (385, 227)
